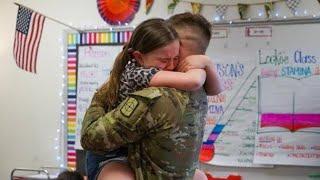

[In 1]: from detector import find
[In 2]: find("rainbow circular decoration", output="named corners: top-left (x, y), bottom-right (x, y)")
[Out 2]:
top-left (97, 0), bottom-right (140, 25)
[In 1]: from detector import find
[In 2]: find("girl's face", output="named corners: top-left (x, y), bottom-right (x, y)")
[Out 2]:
top-left (133, 40), bottom-right (180, 71)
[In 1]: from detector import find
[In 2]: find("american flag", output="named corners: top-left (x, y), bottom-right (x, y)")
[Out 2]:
top-left (13, 6), bottom-right (45, 73)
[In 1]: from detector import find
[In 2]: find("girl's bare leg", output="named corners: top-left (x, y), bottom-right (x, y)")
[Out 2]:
top-left (97, 162), bottom-right (134, 180)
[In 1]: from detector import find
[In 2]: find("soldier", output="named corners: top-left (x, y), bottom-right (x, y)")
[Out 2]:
top-left (81, 13), bottom-right (222, 180)
top-left (168, 12), bottom-right (221, 96)
top-left (83, 18), bottom-right (210, 180)
top-left (82, 86), bottom-right (208, 180)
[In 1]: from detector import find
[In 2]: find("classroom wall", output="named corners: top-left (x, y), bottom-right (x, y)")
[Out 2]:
top-left (0, 0), bottom-right (319, 179)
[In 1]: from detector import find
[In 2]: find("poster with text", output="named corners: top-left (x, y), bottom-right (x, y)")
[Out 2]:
top-left (201, 55), bottom-right (265, 167)
top-left (75, 45), bottom-right (122, 149)
top-left (254, 49), bottom-right (320, 166)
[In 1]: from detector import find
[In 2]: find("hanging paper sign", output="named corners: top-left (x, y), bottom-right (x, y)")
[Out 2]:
top-left (264, 2), bottom-right (274, 18)
top-left (146, 0), bottom-right (154, 14)
top-left (191, 2), bottom-right (202, 14)
top-left (285, 0), bottom-right (302, 15)
top-left (212, 29), bottom-right (228, 39)
top-left (168, 0), bottom-right (180, 14)
top-left (216, 5), bottom-right (228, 19)
top-left (246, 27), bottom-right (272, 37)
top-left (97, 0), bottom-right (140, 25)
top-left (238, 4), bottom-right (249, 20)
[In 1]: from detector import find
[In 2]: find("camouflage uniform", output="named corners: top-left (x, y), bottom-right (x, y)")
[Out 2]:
top-left (81, 87), bottom-right (208, 180)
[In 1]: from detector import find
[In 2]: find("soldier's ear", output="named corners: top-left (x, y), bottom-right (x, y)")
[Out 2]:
top-left (132, 51), bottom-right (144, 65)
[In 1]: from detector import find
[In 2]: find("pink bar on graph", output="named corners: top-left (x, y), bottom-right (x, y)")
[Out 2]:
top-left (260, 113), bottom-right (293, 129)
top-left (294, 114), bottom-right (320, 130)
top-left (208, 134), bottom-right (219, 141)
top-left (261, 113), bottom-right (320, 131)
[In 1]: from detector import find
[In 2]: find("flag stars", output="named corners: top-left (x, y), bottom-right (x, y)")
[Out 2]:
top-left (16, 7), bottom-right (32, 34)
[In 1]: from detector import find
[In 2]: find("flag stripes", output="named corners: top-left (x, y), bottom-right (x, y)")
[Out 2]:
top-left (13, 6), bottom-right (45, 73)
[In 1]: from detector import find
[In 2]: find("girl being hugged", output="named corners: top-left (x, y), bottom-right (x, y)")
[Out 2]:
top-left (83, 18), bottom-right (211, 180)
top-left (102, 19), bottom-right (207, 112)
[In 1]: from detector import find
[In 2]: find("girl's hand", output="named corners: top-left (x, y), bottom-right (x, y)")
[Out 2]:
top-left (176, 55), bottom-right (211, 72)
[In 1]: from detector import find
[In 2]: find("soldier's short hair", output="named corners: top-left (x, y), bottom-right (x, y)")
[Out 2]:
top-left (167, 12), bottom-right (212, 53)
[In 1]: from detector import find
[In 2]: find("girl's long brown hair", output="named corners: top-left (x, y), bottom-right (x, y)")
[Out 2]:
top-left (101, 18), bottom-right (179, 110)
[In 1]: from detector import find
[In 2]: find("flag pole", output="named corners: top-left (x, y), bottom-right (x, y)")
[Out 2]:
top-left (14, 2), bottom-right (84, 33)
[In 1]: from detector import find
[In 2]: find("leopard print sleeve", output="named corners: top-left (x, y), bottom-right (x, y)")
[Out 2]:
top-left (129, 66), bottom-right (159, 89)
top-left (117, 63), bottom-right (160, 104)
top-left (127, 66), bottom-right (159, 92)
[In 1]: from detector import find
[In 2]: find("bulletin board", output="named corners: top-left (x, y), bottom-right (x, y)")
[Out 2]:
top-left (66, 31), bottom-right (132, 168)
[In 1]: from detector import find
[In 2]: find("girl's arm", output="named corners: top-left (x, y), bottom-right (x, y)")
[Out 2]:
top-left (203, 62), bottom-right (223, 96)
top-left (176, 55), bottom-right (223, 96)
top-left (149, 69), bottom-right (206, 91)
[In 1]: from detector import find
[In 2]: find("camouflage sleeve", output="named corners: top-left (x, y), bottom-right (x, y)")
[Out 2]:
top-left (80, 86), bottom-right (108, 152)
top-left (80, 87), bottom-right (165, 152)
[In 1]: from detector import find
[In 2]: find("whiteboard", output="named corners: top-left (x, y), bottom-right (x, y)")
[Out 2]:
top-left (75, 45), bottom-right (122, 149)
top-left (202, 23), bottom-right (320, 168)
top-left (68, 25), bottom-right (320, 174)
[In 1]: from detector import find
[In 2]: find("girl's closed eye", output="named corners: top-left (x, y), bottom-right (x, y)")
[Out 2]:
top-left (158, 57), bottom-right (170, 63)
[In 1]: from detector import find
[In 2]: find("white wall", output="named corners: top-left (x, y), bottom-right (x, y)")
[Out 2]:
top-left (0, 0), bottom-right (319, 179)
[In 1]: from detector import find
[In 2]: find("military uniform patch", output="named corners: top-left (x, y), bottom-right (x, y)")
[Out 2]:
top-left (121, 97), bottom-right (139, 117)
